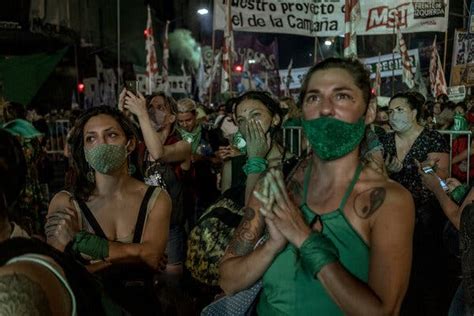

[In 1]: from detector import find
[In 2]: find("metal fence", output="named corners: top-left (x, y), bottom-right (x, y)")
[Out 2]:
top-left (47, 119), bottom-right (70, 154)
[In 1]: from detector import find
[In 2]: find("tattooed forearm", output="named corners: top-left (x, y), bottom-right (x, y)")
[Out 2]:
top-left (227, 207), bottom-right (259, 256)
top-left (354, 187), bottom-right (386, 219)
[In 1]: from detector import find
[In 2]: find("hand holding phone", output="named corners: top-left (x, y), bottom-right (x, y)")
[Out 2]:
top-left (422, 166), bottom-right (449, 191)
top-left (125, 80), bottom-right (138, 94)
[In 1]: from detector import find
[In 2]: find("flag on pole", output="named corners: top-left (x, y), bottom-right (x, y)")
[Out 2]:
top-left (373, 54), bottom-right (382, 96)
top-left (145, 5), bottom-right (159, 95)
top-left (162, 20), bottom-right (170, 95)
top-left (284, 59), bottom-right (293, 96)
top-left (343, 0), bottom-right (360, 58)
top-left (394, 14), bottom-right (415, 89)
top-left (221, 3), bottom-right (233, 93)
top-left (429, 37), bottom-right (448, 97)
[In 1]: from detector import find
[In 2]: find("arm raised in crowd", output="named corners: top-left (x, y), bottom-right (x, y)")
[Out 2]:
top-left (46, 190), bottom-right (171, 272)
top-left (122, 90), bottom-right (191, 163)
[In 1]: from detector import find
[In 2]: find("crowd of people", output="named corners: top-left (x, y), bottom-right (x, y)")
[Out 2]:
top-left (1, 57), bottom-right (474, 315)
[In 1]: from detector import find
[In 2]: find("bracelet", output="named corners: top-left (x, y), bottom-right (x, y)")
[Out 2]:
top-left (299, 232), bottom-right (339, 277)
top-left (450, 184), bottom-right (470, 204)
top-left (242, 157), bottom-right (268, 175)
top-left (70, 231), bottom-right (109, 260)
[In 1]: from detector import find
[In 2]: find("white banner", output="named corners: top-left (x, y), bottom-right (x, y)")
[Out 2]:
top-left (213, 0), bottom-right (448, 37)
top-left (213, 0), bottom-right (345, 37)
top-left (358, 0), bottom-right (448, 35)
top-left (447, 85), bottom-right (466, 102)
top-left (361, 49), bottom-right (420, 79)
top-left (279, 49), bottom-right (420, 91)
top-left (450, 30), bottom-right (474, 86)
top-left (136, 74), bottom-right (192, 94)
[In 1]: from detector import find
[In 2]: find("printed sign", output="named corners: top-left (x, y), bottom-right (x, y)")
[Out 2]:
top-left (213, 0), bottom-right (448, 37)
top-left (214, 0), bottom-right (344, 37)
top-left (450, 30), bottom-right (474, 86)
top-left (447, 85), bottom-right (466, 102)
top-left (136, 74), bottom-right (192, 94)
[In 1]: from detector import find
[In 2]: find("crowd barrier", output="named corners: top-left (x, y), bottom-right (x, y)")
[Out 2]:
top-left (282, 126), bottom-right (309, 157)
top-left (46, 119), bottom-right (70, 154)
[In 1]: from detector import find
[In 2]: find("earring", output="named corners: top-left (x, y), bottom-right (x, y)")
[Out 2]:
top-left (87, 166), bottom-right (95, 183)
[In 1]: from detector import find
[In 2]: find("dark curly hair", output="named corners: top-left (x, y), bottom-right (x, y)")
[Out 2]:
top-left (298, 57), bottom-right (372, 109)
top-left (68, 106), bottom-right (141, 201)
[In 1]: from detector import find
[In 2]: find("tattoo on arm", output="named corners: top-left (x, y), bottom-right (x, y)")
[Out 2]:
top-left (354, 187), bottom-right (386, 219)
top-left (227, 207), bottom-right (259, 257)
top-left (0, 273), bottom-right (53, 316)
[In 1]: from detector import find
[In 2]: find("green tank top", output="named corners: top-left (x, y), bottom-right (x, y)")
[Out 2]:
top-left (257, 163), bottom-right (370, 316)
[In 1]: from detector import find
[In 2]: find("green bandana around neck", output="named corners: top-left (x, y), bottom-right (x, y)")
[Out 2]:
top-left (301, 116), bottom-right (366, 161)
top-left (85, 143), bottom-right (128, 174)
top-left (178, 125), bottom-right (202, 154)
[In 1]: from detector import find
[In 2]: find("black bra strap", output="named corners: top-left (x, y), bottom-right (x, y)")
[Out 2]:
top-left (133, 186), bottom-right (157, 243)
top-left (76, 199), bottom-right (107, 239)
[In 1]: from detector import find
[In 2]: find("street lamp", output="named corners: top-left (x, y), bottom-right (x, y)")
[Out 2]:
top-left (197, 8), bottom-right (209, 15)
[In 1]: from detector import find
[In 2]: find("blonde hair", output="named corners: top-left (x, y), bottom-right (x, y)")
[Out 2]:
top-left (177, 98), bottom-right (197, 114)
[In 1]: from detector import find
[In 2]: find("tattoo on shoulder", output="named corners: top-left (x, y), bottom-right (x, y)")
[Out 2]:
top-left (0, 273), bottom-right (53, 316)
top-left (354, 187), bottom-right (386, 219)
top-left (227, 207), bottom-right (259, 257)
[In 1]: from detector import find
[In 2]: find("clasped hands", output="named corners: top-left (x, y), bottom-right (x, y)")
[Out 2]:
top-left (253, 169), bottom-right (312, 251)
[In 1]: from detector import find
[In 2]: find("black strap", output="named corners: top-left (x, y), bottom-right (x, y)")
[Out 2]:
top-left (133, 186), bottom-right (156, 243)
top-left (76, 199), bottom-right (107, 239)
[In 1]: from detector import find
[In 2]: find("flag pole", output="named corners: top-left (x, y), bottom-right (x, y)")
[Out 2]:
top-left (227, 0), bottom-right (233, 95)
top-left (443, 30), bottom-right (448, 72)
top-left (391, 26), bottom-right (396, 96)
top-left (209, 29), bottom-right (215, 105)
top-left (314, 36), bottom-right (318, 64)
top-left (117, 0), bottom-right (121, 99)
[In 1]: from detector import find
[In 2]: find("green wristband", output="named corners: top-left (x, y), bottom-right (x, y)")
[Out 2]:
top-left (299, 232), bottom-right (339, 277)
top-left (71, 231), bottom-right (109, 260)
top-left (450, 184), bottom-right (470, 204)
top-left (242, 157), bottom-right (268, 175)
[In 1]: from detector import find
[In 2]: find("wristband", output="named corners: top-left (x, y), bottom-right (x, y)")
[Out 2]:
top-left (450, 184), bottom-right (470, 204)
top-left (299, 232), bottom-right (339, 277)
top-left (242, 157), bottom-right (268, 175)
top-left (70, 231), bottom-right (109, 260)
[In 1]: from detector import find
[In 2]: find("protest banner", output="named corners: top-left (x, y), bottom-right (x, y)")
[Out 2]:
top-left (447, 85), bottom-right (466, 102)
top-left (450, 30), bottom-right (474, 87)
top-left (136, 74), bottom-right (192, 94)
top-left (213, 0), bottom-right (448, 37)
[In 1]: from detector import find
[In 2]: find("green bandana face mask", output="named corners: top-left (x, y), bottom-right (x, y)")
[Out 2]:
top-left (85, 143), bottom-right (128, 174)
top-left (301, 117), bottom-right (366, 161)
top-left (452, 114), bottom-right (468, 139)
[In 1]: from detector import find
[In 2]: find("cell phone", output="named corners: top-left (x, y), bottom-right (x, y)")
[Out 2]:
top-left (125, 80), bottom-right (138, 94)
top-left (422, 166), bottom-right (449, 191)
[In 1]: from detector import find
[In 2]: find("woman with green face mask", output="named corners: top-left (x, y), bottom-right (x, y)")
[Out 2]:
top-left (45, 106), bottom-right (171, 315)
top-left (219, 58), bottom-right (415, 316)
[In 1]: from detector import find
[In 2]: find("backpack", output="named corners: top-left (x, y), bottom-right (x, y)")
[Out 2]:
top-left (186, 185), bottom-right (245, 286)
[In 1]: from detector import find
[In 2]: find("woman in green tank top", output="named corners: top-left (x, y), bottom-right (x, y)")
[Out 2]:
top-left (219, 58), bottom-right (415, 315)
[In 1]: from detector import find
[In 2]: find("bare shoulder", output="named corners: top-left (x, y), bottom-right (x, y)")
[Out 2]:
top-left (354, 167), bottom-right (414, 224)
top-left (48, 191), bottom-right (76, 215)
